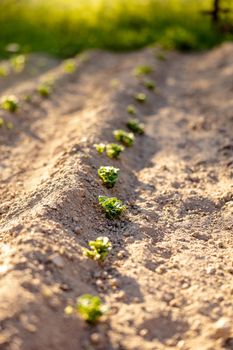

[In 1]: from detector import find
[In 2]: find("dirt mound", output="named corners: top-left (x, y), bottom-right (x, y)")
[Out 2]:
top-left (0, 44), bottom-right (232, 350)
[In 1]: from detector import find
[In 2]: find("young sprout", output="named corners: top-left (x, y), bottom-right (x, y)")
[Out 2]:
top-left (63, 59), bottom-right (75, 73)
top-left (106, 143), bottom-right (124, 159)
top-left (37, 82), bottom-right (52, 97)
top-left (127, 105), bottom-right (136, 115)
top-left (98, 195), bottom-right (126, 219)
top-left (0, 66), bottom-right (8, 77)
top-left (83, 236), bottom-right (112, 262)
top-left (0, 118), bottom-right (4, 127)
top-left (10, 55), bottom-right (26, 73)
top-left (134, 65), bottom-right (153, 76)
top-left (65, 294), bottom-right (107, 324)
top-left (98, 166), bottom-right (119, 188)
top-left (144, 80), bottom-right (156, 90)
top-left (113, 129), bottom-right (134, 147)
top-left (77, 294), bottom-right (106, 324)
top-left (127, 118), bottom-right (144, 135)
top-left (7, 122), bottom-right (13, 129)
top-left (135, 93), bottom-right (146, 103)
top-left (95, 143), bottom-right (106, 154)
top-left (1, 95), bottom-right (19, 112)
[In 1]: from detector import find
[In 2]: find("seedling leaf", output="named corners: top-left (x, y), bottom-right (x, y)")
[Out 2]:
top-left (127, 105), bottom-right (136, 115)
top-left (135, 93), bottom-right (146, 103)
top-left (95, 143), bottom-right (106, 154)
top-left (98, 166), bottom-right (119, 188)
top-left (76, 294), bottom-right (106, 324)
top-left (83, 236), bottom-right (112, 262)
top-left (134, 65), bottom-right (153, 76)
top-left (106, 143), bottom-right (124, 159)
top-left (0, 95), bottom-right (19, 112)
top-left (113, 129), bottom-right (134, 147)
top-left (127, 118), bottom-right (144, 135)
top-left (144, 80), bottom-right (156, 90)
top-left (98, 195), bottom-right (126, 219)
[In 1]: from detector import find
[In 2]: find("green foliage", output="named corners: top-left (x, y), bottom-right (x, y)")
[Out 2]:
top-left (63, 59), bottom-right (75, 73)
top-left (77, 294), bottom-right (106, 324)
top-left (0, 1), bottom-right (229, 59)
top-left (95, 143), bottom-right (124, 158)
top-left (134, 65), bottom-right (153, 76)
top-left (0, 66), bottom-right (8, 77)
top-left (83, 236), bottom-right (112, 262)
top-left (144, 80), bottom-right (156, 90)
top-left (127, 118), bottom-right (144, 135)
top-left (106, 143), bottom-right (124, 159)
top-left (37, 82), bottom-right (52, 97)
top-left (127, 105), bottom-right (136, 115)
top-left (113, 129), bottom-right (134, 147)
top-left (6, 122), bottom-right (13, 129)
top-left (135, 93), bottom-right (146, 103)
top-left (98, 166), bottom-right (119, 188)
top-left (160, 26), bottom-right (197, 51)
top-left (0, 117), bottom-right (14, 129)
top-left (1, 95), bottom-right (19, 112)
top-left (98, 195), bottom-right (126, 219)
top-left (10, 54), bottom-right (26, 73)
top-left (95, 143), bottom-right (106, 154)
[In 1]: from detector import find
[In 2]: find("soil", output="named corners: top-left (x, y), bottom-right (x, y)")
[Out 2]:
top-left (0, 44), bottom-right (232, 350)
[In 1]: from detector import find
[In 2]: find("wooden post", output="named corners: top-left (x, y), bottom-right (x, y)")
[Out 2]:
top-left (201, 0), bottom-right (231, 26)
top-left (212, 0), bottom-right (220, 23)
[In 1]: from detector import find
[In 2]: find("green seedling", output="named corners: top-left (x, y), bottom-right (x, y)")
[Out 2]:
top-left (135, 93), bottom-right (146, 103)
top-left (65, 294), bottom-right (107, 324)
top-left (37, 82), bottom-right (52, 97)
top-left (0, 66), bottom-right (8, 77)
top-left (1, 95), bottom-right (19, 112)
top-left (127, 105), bottom-right (136, 115)
top-left (6, 122), bottom-right (13, 129)
top-left (113, 129), bottom-right (134, 147)
top-left (144, 80), bottom-right (156, 90)
top-left (98, 166), bottom-right (119, 188)
top-left (127, 118), bottom-right (144, 135)
top-left (134, 65), bottom-right (153, 76)
top-left (0, 118), bottom-right (4, 127)
top-left (10, 55), bottom-right (26, 73)
top-left (77, 294), bottom-right (106, 323)
top-left (106, 143), bottom-right (124, 159)
top-left (63, 59), bottom-right (75, 73)
top-left (98, 195), bottom-right (126, 219)
top-left (83, 236), bottom-right (112, 262)
top-left (95, 143), bottom-right (106, 154)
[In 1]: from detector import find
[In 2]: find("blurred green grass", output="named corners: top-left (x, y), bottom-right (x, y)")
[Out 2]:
top-left (0, 0), bottom-right (232, 58)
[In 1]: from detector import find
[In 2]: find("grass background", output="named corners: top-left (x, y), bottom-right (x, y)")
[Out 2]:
top-left (0, 0), bottom-right (232, 58)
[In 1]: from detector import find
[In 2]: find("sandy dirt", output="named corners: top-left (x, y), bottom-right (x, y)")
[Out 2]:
top-left (0, 44), bottom-right (232, 350)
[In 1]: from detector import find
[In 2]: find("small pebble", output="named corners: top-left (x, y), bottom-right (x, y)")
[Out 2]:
top-left (211, 317), bottom-right (231, 340)
top-left (49, 254), bottom-right (64, 268)
top-left (90, 333), bottom-right (102, 344)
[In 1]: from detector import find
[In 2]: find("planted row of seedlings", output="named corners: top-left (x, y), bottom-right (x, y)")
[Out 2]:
top-left (65, 64), bottom-right (157, 325)
top-left (0, 56), bottom-right (157, 325)
top-left (0, 57), bottom-right (78, 126)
